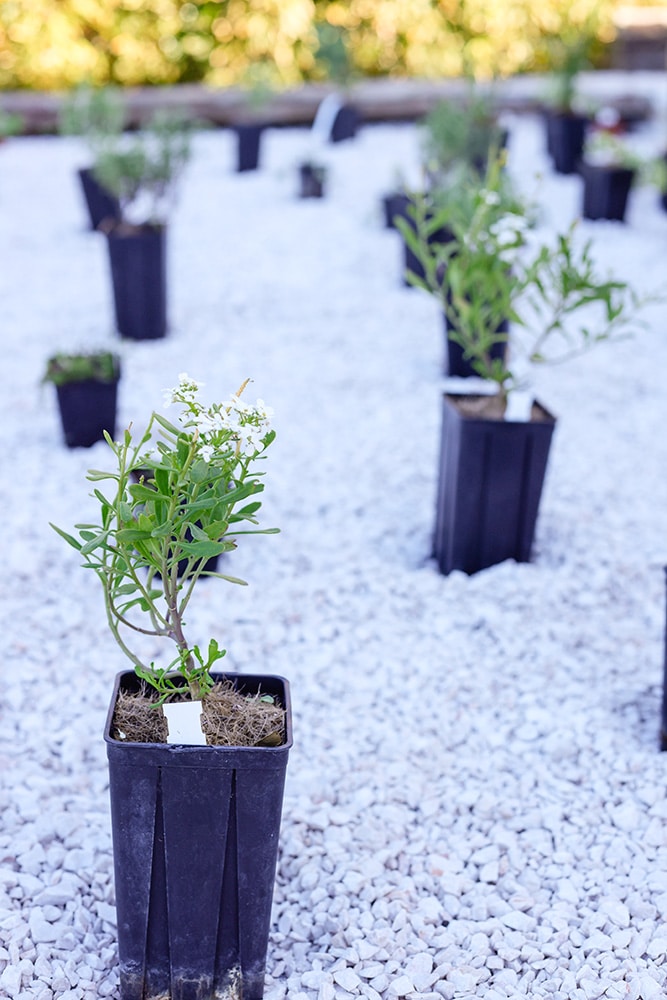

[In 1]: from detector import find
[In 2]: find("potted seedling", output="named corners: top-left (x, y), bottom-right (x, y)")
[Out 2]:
top-left (59, 85), bottom-right (124, 230)
top-left (542, 32), bottom-right (595, 174)
top-left (405, 184), bottom-right (642, 575)
top-left (93, 110), bottom-right (192, 340)
top-left (51, 374), bottom-right (291, 1000)
top-left (579, 129), bottom-right (643, 221)
top-left (43, 350), bottom-right (121, 448)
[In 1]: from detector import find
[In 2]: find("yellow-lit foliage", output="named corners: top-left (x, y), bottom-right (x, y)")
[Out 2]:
top-left (0, 0), bottom-right (658, 90)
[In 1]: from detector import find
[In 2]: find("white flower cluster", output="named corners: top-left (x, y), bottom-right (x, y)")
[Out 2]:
top-left (461, 209), bottom-right (529, 261)
top-left (163, 374), bottom-right (273, 463)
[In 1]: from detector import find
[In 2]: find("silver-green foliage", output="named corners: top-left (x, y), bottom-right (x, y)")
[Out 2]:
top-left (51, 376), bottom-right (277, 701)
top-left (401, 158), bottom-right (642, 406)
top-left (59, 85), bottom-right (125, 145)
top-left (92, 110), bottom-right (193, 226)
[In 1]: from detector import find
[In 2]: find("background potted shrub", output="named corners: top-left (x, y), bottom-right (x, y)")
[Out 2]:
top-left (59, 85), bottom-right (124, 230)
top-left (51, 374), bottom-right (291, 1000)
top-left (398, 154), bottom-right (532, 372)
top-left (394, 95), bottom-right (507, 289)
top-left (94, 111), bottom-right (192, 341)
top-left (421, 89), bottom-right (507, 188)
top-left (406, 191), bottom-right (641, 575)
top-left (542, 33), bottom-right (593, 174)
top-left (43, 350), bottom-right (120, 448)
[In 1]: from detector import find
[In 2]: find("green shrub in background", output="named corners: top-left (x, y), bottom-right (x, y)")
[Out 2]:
top-left (0, 0), bottom-right (647, 91)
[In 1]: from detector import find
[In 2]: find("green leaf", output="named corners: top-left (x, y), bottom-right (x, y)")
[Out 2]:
top-left (129, 483), bottom-right (163, 502)
top-left (80, 531), bottom-right (109, 555)
top-left (202, 519), bottom-right (229, 539)
top-left (86, 469), bottom-right (119, 482)
top-left (49, 523), bottom-right (83, 551)
top-left (150, 522), bottom-right (174, 539)
top-left (237, 501), bottom-right (262, 516)
top-left (190, 459), bottom-right (210, 483)
top-left (153, 412), bottom-right (182, 436)
top-left (117, 527), bottom-right (153, 544)
top-left (119, 501), bottom-right (133, 522)
top-left (178, 539), bottom-right (227, 559)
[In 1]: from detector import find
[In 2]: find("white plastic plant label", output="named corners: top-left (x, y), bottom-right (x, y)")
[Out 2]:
top-left (311, 93), bottom-right (343, 144)
top-left (163, 701), bottom-right (207, 746)
top-left (504, 389), bottom-right (533, 422)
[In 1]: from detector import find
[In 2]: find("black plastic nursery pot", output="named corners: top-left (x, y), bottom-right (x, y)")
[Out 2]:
top-left (330, 104), bottom-right (359, 143)
top-left (433, 394), bottom-right (556, 575)
top-left (55, 377), bottom-right (119, 448)
top-left (547, 112), bottom-right (588, 175)
top-left (104, 670), bottom-right (292, 1000)
top-left (381, 191), bottom-right (410, 230)
top-left (580, 162), bottom-right (636, 221)
top-left (77, 168), bottom-right (121, 231)
top-left (298, 163), bottom-right (325, 199)
top-left (234, 124), bottom-right (263, 172)
top-left (106, 226), bottom-right (167, 341)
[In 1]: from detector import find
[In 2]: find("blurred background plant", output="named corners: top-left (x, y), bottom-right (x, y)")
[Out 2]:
top-left (0, 0), bottom-right (649, 91)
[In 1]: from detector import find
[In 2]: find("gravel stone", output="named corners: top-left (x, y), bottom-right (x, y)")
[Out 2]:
top-left (2, 77), bottom-right (667, 1000)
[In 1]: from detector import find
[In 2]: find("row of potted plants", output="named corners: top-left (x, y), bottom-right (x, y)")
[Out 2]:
top-left (42, 83), bottom-right (361, 997)
top-left (44, 80), bottom-right (365, 451)
top-left (40, 87), bottom-right (655, 1000)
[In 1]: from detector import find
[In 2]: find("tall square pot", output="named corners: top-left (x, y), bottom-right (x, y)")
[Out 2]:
top-left (580, 163), bottom-right (635, 221)
top-left (330, 104), bottom-right (359, 143)
top-left (234, 124), bottom-right (264, 172)
top-left (104, 670), bottom-right (292, 1000)
top-left (56, 377), bottom-right (119, 448)
top-left (106, 226), bottom-right (167, 341)
top-left (548, 112), bottom-right (588, 175)
top-left (434, 394), bottom-right (556, 575)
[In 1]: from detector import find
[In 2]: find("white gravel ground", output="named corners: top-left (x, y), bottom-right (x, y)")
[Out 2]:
top-left (2, 73), bottom-right (667, 1000)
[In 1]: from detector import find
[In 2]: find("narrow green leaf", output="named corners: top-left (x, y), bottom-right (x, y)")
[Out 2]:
top-left (49, 523), bottom-right (83, 551)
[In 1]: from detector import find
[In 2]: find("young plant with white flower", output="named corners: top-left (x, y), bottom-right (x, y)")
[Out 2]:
top-left (51, 375), bottom-right (277, 701)
top-left (402, 164), bottom-right (641, 410)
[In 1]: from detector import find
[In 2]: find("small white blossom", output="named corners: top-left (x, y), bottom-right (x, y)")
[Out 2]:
top-left (163, 373), bottom-right (204, 407)
top-left (199, 443), bottom-right (214, 462)
top-left (481, 189), bottom-right (501, 206)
